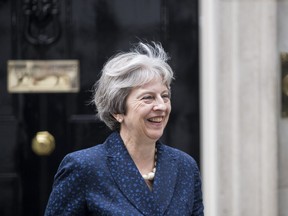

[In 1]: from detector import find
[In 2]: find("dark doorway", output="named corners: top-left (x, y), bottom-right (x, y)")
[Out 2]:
top-left (0, 0), bottom-right (199, 215)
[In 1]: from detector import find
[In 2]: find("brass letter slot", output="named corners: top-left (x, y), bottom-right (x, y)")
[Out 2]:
top-left (7, 60), bottom-right (79, 93)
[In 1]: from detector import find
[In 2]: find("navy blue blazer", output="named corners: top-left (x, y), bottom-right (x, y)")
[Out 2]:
top-left (45, 132), bottom-right (204, 216)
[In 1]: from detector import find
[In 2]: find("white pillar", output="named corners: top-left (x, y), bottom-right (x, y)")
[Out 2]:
top-left (200, 1), bottom-right (278, 216)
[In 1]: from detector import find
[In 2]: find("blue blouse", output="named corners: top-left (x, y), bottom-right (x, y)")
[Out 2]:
top-left (45, 132), bottom-right (204, 216)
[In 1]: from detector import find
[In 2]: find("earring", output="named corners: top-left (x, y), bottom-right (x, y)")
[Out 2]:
top-left (118, 118), bottom-right (123, 123)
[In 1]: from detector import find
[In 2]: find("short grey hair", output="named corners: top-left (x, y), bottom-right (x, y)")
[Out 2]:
top-left (92, 42), bottom-right (174, 130)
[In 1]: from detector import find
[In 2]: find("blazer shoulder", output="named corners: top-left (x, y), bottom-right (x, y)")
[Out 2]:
top-left (61, 144), bottom-right (107, 169)
top-left (159, 144), bottom-right (201, 181)
top-left (59, 132), bottom-right (120, 170)
top-left (161, 144), bottom-right (198, 166)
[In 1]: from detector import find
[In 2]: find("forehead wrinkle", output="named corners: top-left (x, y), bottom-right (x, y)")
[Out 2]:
top-left (139, 85), bottom-right (169, 95)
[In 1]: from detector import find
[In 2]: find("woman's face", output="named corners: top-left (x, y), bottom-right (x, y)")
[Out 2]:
top-left (119, 78), bottom-right (171, 143)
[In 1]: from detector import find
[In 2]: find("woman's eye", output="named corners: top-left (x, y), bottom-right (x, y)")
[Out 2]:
top-left (162, 94), bottom-right (170, 98)
top-left (162, 94), bottom-right (170, 101)
top-left (142, 96), bottom-right (154, 100)
top-left (141, 95), bottom-right (154, 104)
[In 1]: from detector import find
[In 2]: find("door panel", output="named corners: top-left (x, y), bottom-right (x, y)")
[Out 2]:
top-left (0, 0), bottom-right (199, 215)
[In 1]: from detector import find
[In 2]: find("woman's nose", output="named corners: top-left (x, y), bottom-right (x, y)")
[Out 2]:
top-left (153, 98), bottom-right (166, 111)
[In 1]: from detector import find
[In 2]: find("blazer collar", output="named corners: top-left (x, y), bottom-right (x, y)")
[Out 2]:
top-left (105, 132), bottom-right (178, 216)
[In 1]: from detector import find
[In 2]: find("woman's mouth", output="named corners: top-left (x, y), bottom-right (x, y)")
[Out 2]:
top-left (148, 117), bottom-right (163, 123)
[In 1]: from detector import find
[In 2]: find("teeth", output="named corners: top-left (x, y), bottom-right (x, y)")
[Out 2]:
top-left (149, 117), bottom-right (163, 122)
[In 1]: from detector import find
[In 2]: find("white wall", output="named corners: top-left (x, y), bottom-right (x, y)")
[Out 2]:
top-left (278, 2), bottom-right (288, 216)
top-left (200, 0), bottom-right (279, 215)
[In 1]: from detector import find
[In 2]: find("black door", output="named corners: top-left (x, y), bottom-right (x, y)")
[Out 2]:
top-left (0, 1), bottom-right (199, 215)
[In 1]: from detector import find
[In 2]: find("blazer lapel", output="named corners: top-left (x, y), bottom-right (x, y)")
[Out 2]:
top-left (152, 142), bottom-right (178, 215)
top-left (106, 133), bottom-right (156, 215)
top-left (105, 133), bottom-right (179, 216)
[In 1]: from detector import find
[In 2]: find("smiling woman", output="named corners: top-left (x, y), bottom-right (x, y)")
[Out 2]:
top-left (119, 78), bottom-right (171, 146)
top-left (44, 42), bottom-right (204, 216)
top-left (93, 42), bottom-right (174, 131)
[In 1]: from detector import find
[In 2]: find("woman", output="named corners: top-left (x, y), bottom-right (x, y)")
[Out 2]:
top-left (45, 42), bottom-right (204, 215)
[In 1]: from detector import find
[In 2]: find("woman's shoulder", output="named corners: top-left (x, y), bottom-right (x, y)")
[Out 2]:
top-left (60, 132), bottom-right (122, 168)
top-left (60, 144), bottom-right (107, 169)
top-left (159, 143), bottom-right (198, 168)
top-left (68, 144), bottom-right (106, 158)
top-left (159, 144), bottom-right (201, 186)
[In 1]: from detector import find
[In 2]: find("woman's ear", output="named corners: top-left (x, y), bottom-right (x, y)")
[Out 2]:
top-left (112, 114), bottom-right (124, 123)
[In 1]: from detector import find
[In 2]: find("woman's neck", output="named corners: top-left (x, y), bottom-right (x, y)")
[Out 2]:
top-left (119, 131), bottom-right (156, 175)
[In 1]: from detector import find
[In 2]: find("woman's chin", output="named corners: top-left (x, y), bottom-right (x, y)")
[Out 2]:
top-left (145, 130), bottom-right (164, 141)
